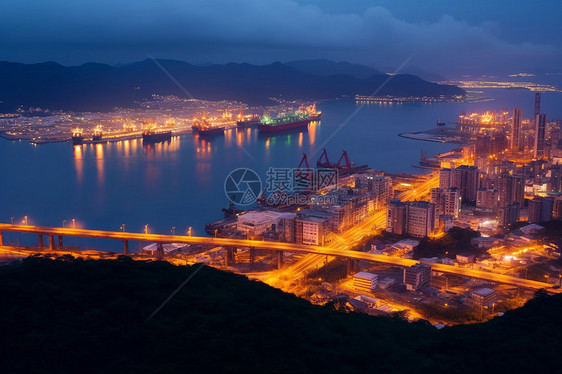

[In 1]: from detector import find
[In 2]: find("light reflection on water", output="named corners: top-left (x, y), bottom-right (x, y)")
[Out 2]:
top-left (2, 90), bottom-right (561, 249)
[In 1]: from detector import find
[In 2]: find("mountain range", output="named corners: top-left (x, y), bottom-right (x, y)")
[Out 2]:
top-left (0, 59), bottom-right (464, 112)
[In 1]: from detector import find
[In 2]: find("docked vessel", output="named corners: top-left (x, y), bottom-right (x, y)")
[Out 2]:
top-left (258, 103), bottom-right (321, 133)
top-left (92, 126), bottom-right (103, 142)
top-left (236, 112), bottom-right (261, 127)
top-left (305, 103), bottom-right (321, 120)
top-left (71, 129), bottom-right (84, 145)
top-left (142, 130), bottom-right (172, 143)
top-left (192, 113), bottom-right (227, 136)
top-left (436, 119), bottom-right (446, 126)
top-left (258, 112), bottom-right (310, 132)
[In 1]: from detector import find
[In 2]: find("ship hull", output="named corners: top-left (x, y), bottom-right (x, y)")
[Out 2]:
top-left (236, 119), bottom-right (260, 128)
top-left (193, 126), bottom-right (225, 136)
top-left (71, 136), bottom-right (83, 145)
top-left (258, 119), bottom-right (310, 132)
top-left (142, 131), bottom-right (172, 143)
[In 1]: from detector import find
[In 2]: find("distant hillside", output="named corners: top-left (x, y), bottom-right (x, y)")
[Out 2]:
top-left (285, 59), bottom-right (384, 78)
top-left (0, 59), bottom-right (464, 112)
top-left (0, 257), bottom-right (560, 374)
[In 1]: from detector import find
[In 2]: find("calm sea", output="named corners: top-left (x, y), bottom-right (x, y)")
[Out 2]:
top-left (1, 87), bottom-right (561, 249)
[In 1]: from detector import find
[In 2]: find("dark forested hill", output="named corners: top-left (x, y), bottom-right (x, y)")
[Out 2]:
top-left (1, 256), bottom-right (556, 374)
top-left (0, 59), bottom-right (464, 112)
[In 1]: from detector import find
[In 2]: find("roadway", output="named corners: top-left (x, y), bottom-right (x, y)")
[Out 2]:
top-left (0, 220), bottom-right (558, 292)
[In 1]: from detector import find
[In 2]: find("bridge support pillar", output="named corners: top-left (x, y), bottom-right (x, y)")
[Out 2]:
top-left (276, 250), bottom-right (283, 269)
top-left (249, 247), bottom-right (256, 265)
top-left (347, 258), bottom-right (357, 276)
top-left (48, 235), bottom-right (55, 251)
top-left (58, 235), bottom-right (63, 247)
top-left (225, 247), bottom-right (235, 266)
top-left (123, 240), bottom-right (130, 256)
top-left (0, 231), bottom-right (2, 246)
top-left (38, 235), bottom-right (44, 248)
top-left (156, 243), bottom-right (164, 259)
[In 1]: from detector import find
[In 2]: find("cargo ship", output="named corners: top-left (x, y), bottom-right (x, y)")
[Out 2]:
top-left (437, 119), bottom-right (446, 126)
top-left (192, 113), bottom-right (227, 136)
top-left (258, 112), bottom-right (311, 132)
top-left (236, 112), bottom-right (261, 127)
top-left (305, 103), bottom-right (321, 120)
top-left (258, 103), bottom-right (321, 133)
top-left (142, 129), bottom-right (172, 143)
top-left (92, 127), bottom-right (103, 142)
top-left (71, 129), bottom-right (84, 145)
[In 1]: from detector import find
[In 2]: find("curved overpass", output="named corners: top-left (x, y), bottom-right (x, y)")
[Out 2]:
top-left (0, 223), bottom-right (557, 292)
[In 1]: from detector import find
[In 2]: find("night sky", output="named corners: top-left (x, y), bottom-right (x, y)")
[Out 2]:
top-left (1, 0), bottom-right (561, 75)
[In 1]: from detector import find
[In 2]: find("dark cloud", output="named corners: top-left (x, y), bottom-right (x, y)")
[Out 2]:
top-left (1, 0), bottom-right (560, 75)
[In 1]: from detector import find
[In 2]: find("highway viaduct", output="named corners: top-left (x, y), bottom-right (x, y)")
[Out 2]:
top-left (0, 223), bottom-right (558, 292)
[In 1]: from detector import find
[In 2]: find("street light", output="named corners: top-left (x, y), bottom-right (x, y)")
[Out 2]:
top-left (144, 224), bottom-right (148, 234)
top-left (10, 216), bottom-right (14, 225)
top-left (188, 226), bottom-right (192, 237)
top-left (23, 216), bottom-right (28, 225)
top-left (62, 220), bottom-right (66, 228)
top-left (171, 226), bottom-right (176, 235)
top-left (121, 224), bottom-right (126, 232)
top-left (72, 218), bottom-right (76, 229)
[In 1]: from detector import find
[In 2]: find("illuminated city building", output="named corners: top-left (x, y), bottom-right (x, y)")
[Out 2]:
top-left (472, 287), bottom-right (496, 307)
top-left (403, 263), bottom-right (431, 291)
top-left (534, 92), bottom-right (541, 126)
top-left (549, 164), bottom-right (562, 193)
top-left (431, 187), bottom-right (461, 218)
top-left (353, 272), bottom-right (378, 293)
top-left (511, 108), bottom-right (522, 151)
top-left (476, 188), bottom-right (499, 211)
top-left (534, 113), bottom-right (547, 159)
top-left (386, 199), bottom-right (408, 235)
top-left (528, 197), bottom-right (554, 223)
top-left (497, 171), bottom-right (525, 208)
top-left (498, 202), bottom-right (520, 227)
top-left (406, 201), bottom-right (436, 238)
top-left (440, 165), bottom-right (479, 203)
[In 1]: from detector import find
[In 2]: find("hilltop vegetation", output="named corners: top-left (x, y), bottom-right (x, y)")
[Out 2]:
top-left (0, 256), bottom-right (560, 373)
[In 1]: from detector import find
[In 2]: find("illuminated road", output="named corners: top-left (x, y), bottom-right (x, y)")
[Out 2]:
top-left (1, 213), bottom-right (558, 292)
top-left (263, 173), bottom-right (439, 290)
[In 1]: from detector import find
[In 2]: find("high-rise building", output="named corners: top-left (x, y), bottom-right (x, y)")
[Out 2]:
top-left (528, 197), bottom-right (554, 223)
top-left (511, 108), bottom-right (522, 151)
top-left (534, 113), bottom-right (547, 159)
top-left (403, 263), bottom-right (431, 291)
top-left (550, 164), bottom-right (562, 193)
top-left (452, 165), bottom-right (479, 203)
top-left (386, 199), bottom-right (407, 235)
top-left (386, 199), bottom-right (436, 238)
top-left (498, 202), bottom-right (520, 227)
top-left (431, 187), bottom-right (461, 218)
top-left (439, 166), bottom-right (479, 203)
top-left (542, 198), bottom-right (554, 222)
top-left (528, 198), bottom-right (543, 223)
top-left (534, 92), bottom-right (541, 123)
top-left (439, 168), bottom-right (452, 189)
top-left (407, 201), bottom-right (436, 238)
top-left (497, 171), bottom-right (525, 208)
top-left (553, 197), bottom-right (562, 219)
top-left (476, 188), bottom-right (499, 210)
